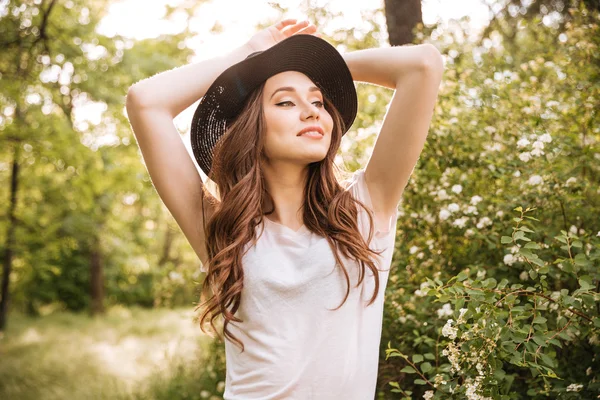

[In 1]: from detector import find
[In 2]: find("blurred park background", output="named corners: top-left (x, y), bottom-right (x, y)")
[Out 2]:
top-left (1, 0), bottom-right (599, 399)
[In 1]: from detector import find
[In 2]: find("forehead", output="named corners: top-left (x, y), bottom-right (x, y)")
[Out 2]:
top-left (264, 71), bottom-right (318, 92)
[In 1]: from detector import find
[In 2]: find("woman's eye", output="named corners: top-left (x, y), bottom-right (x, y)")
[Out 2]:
top-left (276, 101), bottom-right (324, 107)
top-left (276, 101), bottom-right (294, 106)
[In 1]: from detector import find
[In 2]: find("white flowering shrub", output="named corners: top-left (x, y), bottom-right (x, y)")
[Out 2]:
top-left (379, 6), bottom-right (600, 400)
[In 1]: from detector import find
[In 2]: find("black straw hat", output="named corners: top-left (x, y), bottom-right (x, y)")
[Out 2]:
top-left (190, 34), bottom-right (358, 177)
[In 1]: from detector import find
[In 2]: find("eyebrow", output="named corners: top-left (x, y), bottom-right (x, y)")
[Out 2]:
top-left (270, 86), bottom-right (322, 100)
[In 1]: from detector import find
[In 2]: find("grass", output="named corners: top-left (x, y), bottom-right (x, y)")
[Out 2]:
top-left (0, 305), bottom-right (225, 400)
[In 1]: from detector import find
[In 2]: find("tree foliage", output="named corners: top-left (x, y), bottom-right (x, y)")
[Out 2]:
top-left (381, 4), bottom-right (600, 398)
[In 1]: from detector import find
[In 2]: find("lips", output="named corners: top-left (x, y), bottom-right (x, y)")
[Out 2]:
top-left (297, 126), bottom-right (324, 137)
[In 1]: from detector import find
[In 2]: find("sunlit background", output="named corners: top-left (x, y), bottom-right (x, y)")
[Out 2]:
top-left (1, 0), bottom-right (598, 399)
top-left (76, 0), bottom-right (494, 162)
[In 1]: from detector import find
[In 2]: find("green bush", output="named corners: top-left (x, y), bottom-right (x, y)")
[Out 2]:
top-left (379, 5), bottom-right (599, 399)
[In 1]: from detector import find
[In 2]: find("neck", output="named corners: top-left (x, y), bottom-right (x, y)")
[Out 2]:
top-left (261, 161), bottom-right (308, 226)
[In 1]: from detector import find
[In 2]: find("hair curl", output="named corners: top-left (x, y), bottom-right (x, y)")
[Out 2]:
top-left (195, 79), bottom-right (385, 352)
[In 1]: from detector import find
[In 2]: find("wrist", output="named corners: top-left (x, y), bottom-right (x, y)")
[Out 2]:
top-left (223, 42), bottom-right (254, 67)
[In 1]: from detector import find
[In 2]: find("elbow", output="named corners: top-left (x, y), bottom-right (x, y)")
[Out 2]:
top-left (421, 44), bottom-right (445, 75)
top-left (126, 85), bottom-right (143, 112)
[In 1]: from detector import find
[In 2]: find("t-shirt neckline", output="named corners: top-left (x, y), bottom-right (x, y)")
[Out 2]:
top-left (263, 216), bottom-right (311, 237)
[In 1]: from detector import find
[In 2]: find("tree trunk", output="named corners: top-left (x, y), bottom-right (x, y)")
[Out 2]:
top-left (90, 238), bottom-right (104, 315)
top-left (0, 144), bottom-right (21, 331)
top-left (383, 0), bottom-right (423, 46)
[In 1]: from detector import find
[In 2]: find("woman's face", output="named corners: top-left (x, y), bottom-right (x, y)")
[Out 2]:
top-left (261, 71), bottom-right (334, 166)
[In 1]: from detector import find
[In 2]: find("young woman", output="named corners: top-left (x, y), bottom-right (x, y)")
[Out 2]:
top-left (126, 19), bottom-right (443, 400)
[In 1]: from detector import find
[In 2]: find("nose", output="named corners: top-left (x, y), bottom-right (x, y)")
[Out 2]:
top-left (301, 101), bottom-right (320, 120)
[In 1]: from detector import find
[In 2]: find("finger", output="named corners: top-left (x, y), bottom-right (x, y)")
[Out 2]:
top-left (281, 20), bottom-right (310, 36)
top-left (293, 24), bottom-right (317, 36)
top-left (274, 19), bottom-right (297, 30)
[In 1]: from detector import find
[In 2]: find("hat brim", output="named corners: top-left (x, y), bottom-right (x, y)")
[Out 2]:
top-left (190, 34), bottom-right (358, 177)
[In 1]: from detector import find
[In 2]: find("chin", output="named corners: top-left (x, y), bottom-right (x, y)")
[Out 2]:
top-left (303, 152), bottom-right (329, 164)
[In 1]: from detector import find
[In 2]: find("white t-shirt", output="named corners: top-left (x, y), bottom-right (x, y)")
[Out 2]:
top-left (208, 168), bottom-right (399, 400)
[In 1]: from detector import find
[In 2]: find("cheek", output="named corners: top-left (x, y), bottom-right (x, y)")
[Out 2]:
top-left (322, 111), bottom-right (334, 132)
top-left (264, 109), bottom-right (293, 134)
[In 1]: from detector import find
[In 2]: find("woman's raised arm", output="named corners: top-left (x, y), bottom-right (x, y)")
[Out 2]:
top-left (124, 19), bottom-right (318, 266)
top-left (342, 44), bottom-right (444, 225)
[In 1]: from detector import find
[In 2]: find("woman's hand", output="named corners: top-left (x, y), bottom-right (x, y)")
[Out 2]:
top-left (246, 19), bottom-right (319, 53)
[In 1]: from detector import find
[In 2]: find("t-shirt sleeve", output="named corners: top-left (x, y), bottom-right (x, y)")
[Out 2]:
top-left (347, 168), bottom-right (400, 240)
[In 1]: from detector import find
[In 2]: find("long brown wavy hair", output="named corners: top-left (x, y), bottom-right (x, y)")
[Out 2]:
top-left (195, 79), bottom-right (386, 352)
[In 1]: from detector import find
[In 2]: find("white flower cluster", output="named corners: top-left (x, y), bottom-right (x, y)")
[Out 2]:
top-left (442, 319), bottom-right (458, 340)
top-left (456, 308), bottom-right (468, 324)
top-left (503, 253), bottom-right (518, 266)
top-left (464, 376), bottom-right (492, 400)
top-left (433, 373), bottom-right (448, 388)
top-left (437, 303), bottom-right (453, 318)
top-left (527, 174), bottom-right (544, 186)
top-left (517, 132), bottom-right (552, 162)
top-left (442, 341), bottom-right (461, 373)
top-left (476, 361), bottom-right (486, 376)
top-left (423, 390), bottom-right (434, 400)
top-left (415, 281), bottom-right (431, 297)
top-left (476, 216), bottom-right (492, 229)
top-left (435, 188), bottom-right (450, 201)
top-left (453, 217), bottom-right (469, 228)
top-left (519, 270), bottom-right (529, 280)
top-left (566, 383), bottom-right (583, 392)
top-left (482, 141), bottom-right (504, 154)
top-left (464, 205), bottom-right (479, 215)
top-left (436, 195), bottom-right (488, 229)
top-left (565, 176), bottom-right (577, 187)
top-left (436, 184), bottom-right (491, 228)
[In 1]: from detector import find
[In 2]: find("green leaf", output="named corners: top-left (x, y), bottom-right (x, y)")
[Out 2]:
top-left (412, 354), bottom-right (424, 363)
top-left (401, 366), bottom-right (417, 374)
top-left (532, 335), bottom-right (547, 346)
top-left (539, 353), bottom-right (555, 368)
top-left (524, 242), bottom-right (541, 249)
top-left (455, 297), bottom-right (465, 311)
top-left (529, 257), bottom-right (546, 267)
top-left (574, 253), bottom-right (591, 267)
top-left (529, 269), bottom-right (538, 280)
top-left (579, 275), bottom-right (594, 291)
top-left (501, 236), bottom-right (513, 244)
top-left (554, 236), bottom-right (567, 244)
top-left (421, 362), bottom-right (433, 373)
top-left (482, 278), bottom-right (498, 288)
top-left (514, 231), bottom-right (527, 240)
top-left (494, 368), bottom-right (507, 379)
top-left (533, 316), bottom-right (547, 324)
top-left (414, 379), bottom-right (427, 385)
